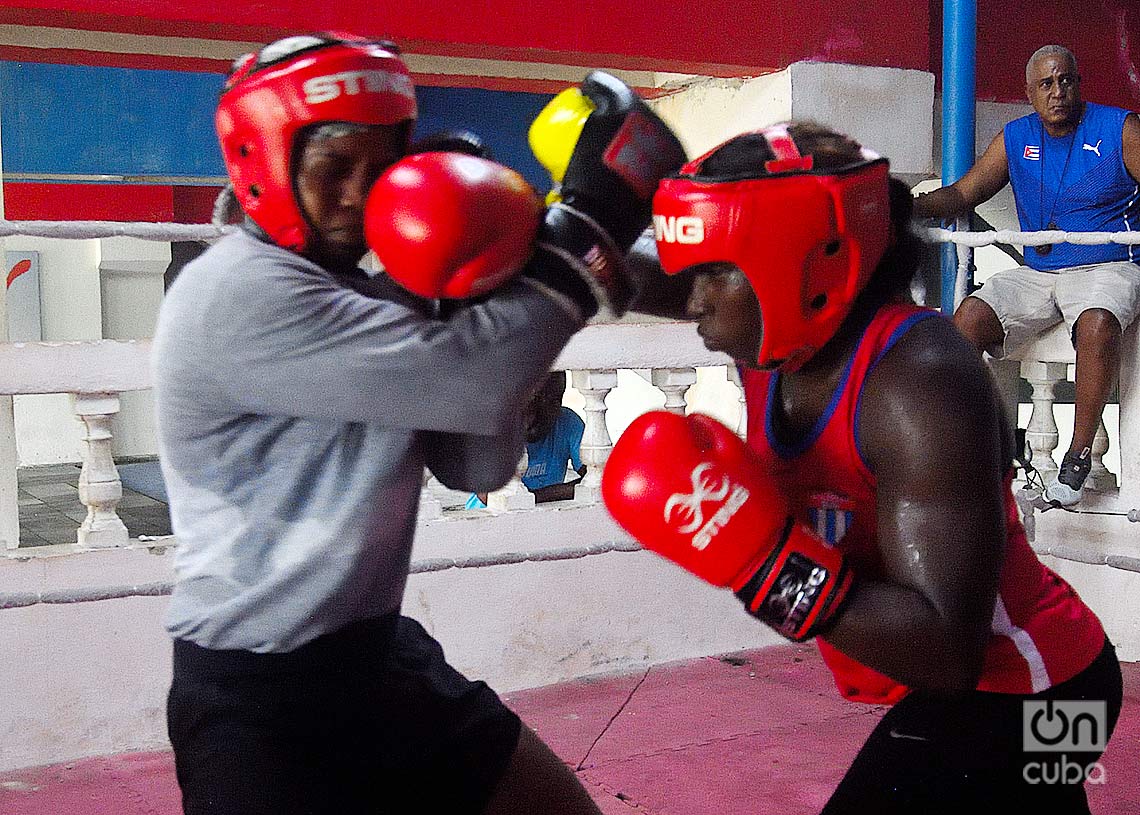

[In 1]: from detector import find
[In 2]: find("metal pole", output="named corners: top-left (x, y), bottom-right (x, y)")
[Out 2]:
top-left (939, 0), bottom-right (977, 315)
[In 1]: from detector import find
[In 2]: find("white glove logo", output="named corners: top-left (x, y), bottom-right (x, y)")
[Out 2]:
top-left (664, 463), bottom-right (729, 533)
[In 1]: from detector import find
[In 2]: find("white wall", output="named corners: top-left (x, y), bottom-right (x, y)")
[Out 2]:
top-left (788, 62), bottom-right (934, 179)
top-left (651, 72), bottom-right (793, 159)
top-left (0, 104), bottom-right (18, 548)
top-left (8, 62), bottom-right (938, 469)
top-left (100, 237), bottom-right (167, 458)
top-left (7, 235), bottom-right (168, 466)
top-left (5, 236), bottom-right (103, 466)
top-left (0, 508), bottom-right (784, 772)
top-left (3, 500), bottom-right (1136, 773)
top-left (651, 62), bottom-right (935, 179)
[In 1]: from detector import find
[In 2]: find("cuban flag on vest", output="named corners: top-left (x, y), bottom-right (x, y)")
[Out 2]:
top-left (808, 493), bottom-right (855, 547)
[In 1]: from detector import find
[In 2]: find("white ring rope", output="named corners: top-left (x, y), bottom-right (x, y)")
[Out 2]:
top-left (0, 218), bottom-right (1138, 249)
top-left (0, 216), bottom-right (1135, 574)
top-left (0, 220), bottom-right (233, 241)
top-left (1, 531), bottom-right (1136, 609)
top-left (0, 539), bottom-right (645, 609)
top-left (923, 226), bottom-right (1140, 248)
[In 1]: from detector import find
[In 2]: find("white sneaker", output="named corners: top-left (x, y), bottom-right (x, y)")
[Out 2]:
top-left (1043, 448), bottom-right (1091, 507)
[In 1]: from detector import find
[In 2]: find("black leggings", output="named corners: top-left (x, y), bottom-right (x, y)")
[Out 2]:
top-left (822, 639), bottom-right (1123, 815)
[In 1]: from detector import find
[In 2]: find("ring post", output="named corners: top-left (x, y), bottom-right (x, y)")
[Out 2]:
top-left (940, 0), bottom-right (977, 315)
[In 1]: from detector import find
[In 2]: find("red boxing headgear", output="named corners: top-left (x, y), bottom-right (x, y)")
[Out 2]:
top-left (216, 34), bottom-right (417, 251)
top-left (653, 125), bottom-right (892, 370)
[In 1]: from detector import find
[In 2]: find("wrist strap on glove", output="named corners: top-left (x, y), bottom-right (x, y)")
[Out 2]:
top-left (735, 519), bottom-right (854, 641)
top-left (526, 202), bottom-right (632, 319)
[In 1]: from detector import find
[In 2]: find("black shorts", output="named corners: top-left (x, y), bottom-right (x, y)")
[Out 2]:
top-left (822, 638), bottom-right (1123, 815)
top-left (167, 614), bottom-right (522, 815)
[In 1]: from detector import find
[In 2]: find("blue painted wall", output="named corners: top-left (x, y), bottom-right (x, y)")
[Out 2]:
top-left (0, 61), bottom-right (555, 191)
top-left (416, 85), bottom-right (554, 192)
top-left (0, 62), bottom-right (225, 177)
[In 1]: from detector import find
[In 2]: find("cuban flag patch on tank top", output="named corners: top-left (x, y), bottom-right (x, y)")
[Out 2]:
top-left (808, 493), bottom-right (855, 546)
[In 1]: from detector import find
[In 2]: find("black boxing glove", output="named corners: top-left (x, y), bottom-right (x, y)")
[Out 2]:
top-left (410, 128), bottom-right (492, 159)
top-left (527, 71), bottom-right (686, 317)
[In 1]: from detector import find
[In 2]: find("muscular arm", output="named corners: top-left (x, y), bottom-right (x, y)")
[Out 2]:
top-left (820, 318), bottom-right (1007, 694)
top-left (913, 132), bottom-right (1011, 220)
top-left (1123, 113), bottom-right (1140, 184)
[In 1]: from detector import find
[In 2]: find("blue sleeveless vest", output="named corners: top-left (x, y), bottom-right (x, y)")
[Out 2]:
top-left (1004, 102), bottom-right (1139, 271)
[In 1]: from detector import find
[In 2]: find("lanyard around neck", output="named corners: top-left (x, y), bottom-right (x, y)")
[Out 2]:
top-left (1036, 115), bottom-right (1082, 255)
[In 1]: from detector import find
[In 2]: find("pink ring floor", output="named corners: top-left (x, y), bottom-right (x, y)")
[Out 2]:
top-left (2, 643), bottom-right (1137, 814)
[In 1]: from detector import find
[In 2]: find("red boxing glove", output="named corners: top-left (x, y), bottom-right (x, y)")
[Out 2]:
top-left (601, 411), bottom-right (854, 641)
top-left (365, 153), bottom-right (542, 299)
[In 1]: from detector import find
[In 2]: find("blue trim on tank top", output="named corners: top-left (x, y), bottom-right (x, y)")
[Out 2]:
top-left (764, 309), bottom-right (938, 461)
top-left (764, 314), bottom-right (875, 459)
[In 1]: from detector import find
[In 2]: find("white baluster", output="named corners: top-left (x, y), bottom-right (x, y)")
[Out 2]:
top-left (1021, 361), bottom-right (1067, 483)
top-left (1086, 418), bottom-right (1117, 492)
top-left (73, 392), bottom-right (129, 549)
top-left (651, 367), bottom-right (696, 416)
top-left (0, 394), bottom-right (17, 549)
top-left (419, 471), bottom-right (443, 521)
top-left (727, 365), bottom-right (747, 438)
top-left (488, 447), bottom-right (535, 511)
top-left (1117, 319), bottom-right (1140, 509)
top-left (572, 369), bottom-right (617, 503)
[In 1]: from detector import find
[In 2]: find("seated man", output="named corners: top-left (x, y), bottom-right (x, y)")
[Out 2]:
top-left (468, 371), bottom-right (586, 508)
top-left (914, 44), bottom-right (1140, 505)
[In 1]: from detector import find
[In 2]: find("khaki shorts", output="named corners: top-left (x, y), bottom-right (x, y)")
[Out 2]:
top-left (970, 261), bottom-right (1140, 358)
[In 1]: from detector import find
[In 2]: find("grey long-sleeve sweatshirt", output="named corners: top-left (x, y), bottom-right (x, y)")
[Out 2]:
top-left (153, 229), bottom-right (582, 652)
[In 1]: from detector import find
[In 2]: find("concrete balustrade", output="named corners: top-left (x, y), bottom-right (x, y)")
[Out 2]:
top-left (1, 317), bottom-right (1139, 774)
top-left (0, 339), bottom-right (151, 550)
top-left (0, 321), bottom-right (736, 549)
top-left (999, 308), bottom-right (1140, 516)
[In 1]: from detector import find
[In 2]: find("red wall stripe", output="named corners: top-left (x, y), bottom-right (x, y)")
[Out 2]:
top-left (0, 7), bottom-right (287, 44)
top-left (7, 182), bottom-right (168, 222)
top-left (5, 182), bottom-right (224, 223)
top-left (172, 185), bottom-right (224, 224)
top-left (0, 45), bottom-right (233, 73)
top-left (0, 45), bottom-right (665, 94)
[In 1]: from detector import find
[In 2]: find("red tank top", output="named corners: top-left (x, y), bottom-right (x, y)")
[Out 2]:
top-left (742, 302), bottom-right (1105, 703)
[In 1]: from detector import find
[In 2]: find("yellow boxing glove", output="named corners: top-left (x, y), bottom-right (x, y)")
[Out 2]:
top-left (528, 87), bottom-right (596, 204)
top-left (522, 72), bottom-right (685, 318)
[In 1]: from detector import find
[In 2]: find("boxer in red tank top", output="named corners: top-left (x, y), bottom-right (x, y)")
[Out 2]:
top-left (619, 122), bottom-right (1121, 813)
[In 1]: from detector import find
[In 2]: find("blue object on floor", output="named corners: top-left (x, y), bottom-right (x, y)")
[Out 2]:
top-left (117, 461), bottom-right (169, 504)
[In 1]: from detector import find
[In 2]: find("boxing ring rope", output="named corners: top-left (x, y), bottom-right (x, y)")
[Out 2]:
top-left (922, 226), bottom-right (1140, 248)
top-left (0, 220), bottom-right (232, 241)
top-left (0, 217), bottom-right (1137, 586)
top-left (0, 539), bottom-right (644, 609)
top-left (4, 219), bottom-right (1140, 247)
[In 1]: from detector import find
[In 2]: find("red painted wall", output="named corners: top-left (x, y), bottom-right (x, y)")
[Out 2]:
top-left (0, 2), bottom-right (930, 75)
top-left (3, 0), bottom-right (1137, 108)
top-left (932, 0), bottom-right (1139, 110)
